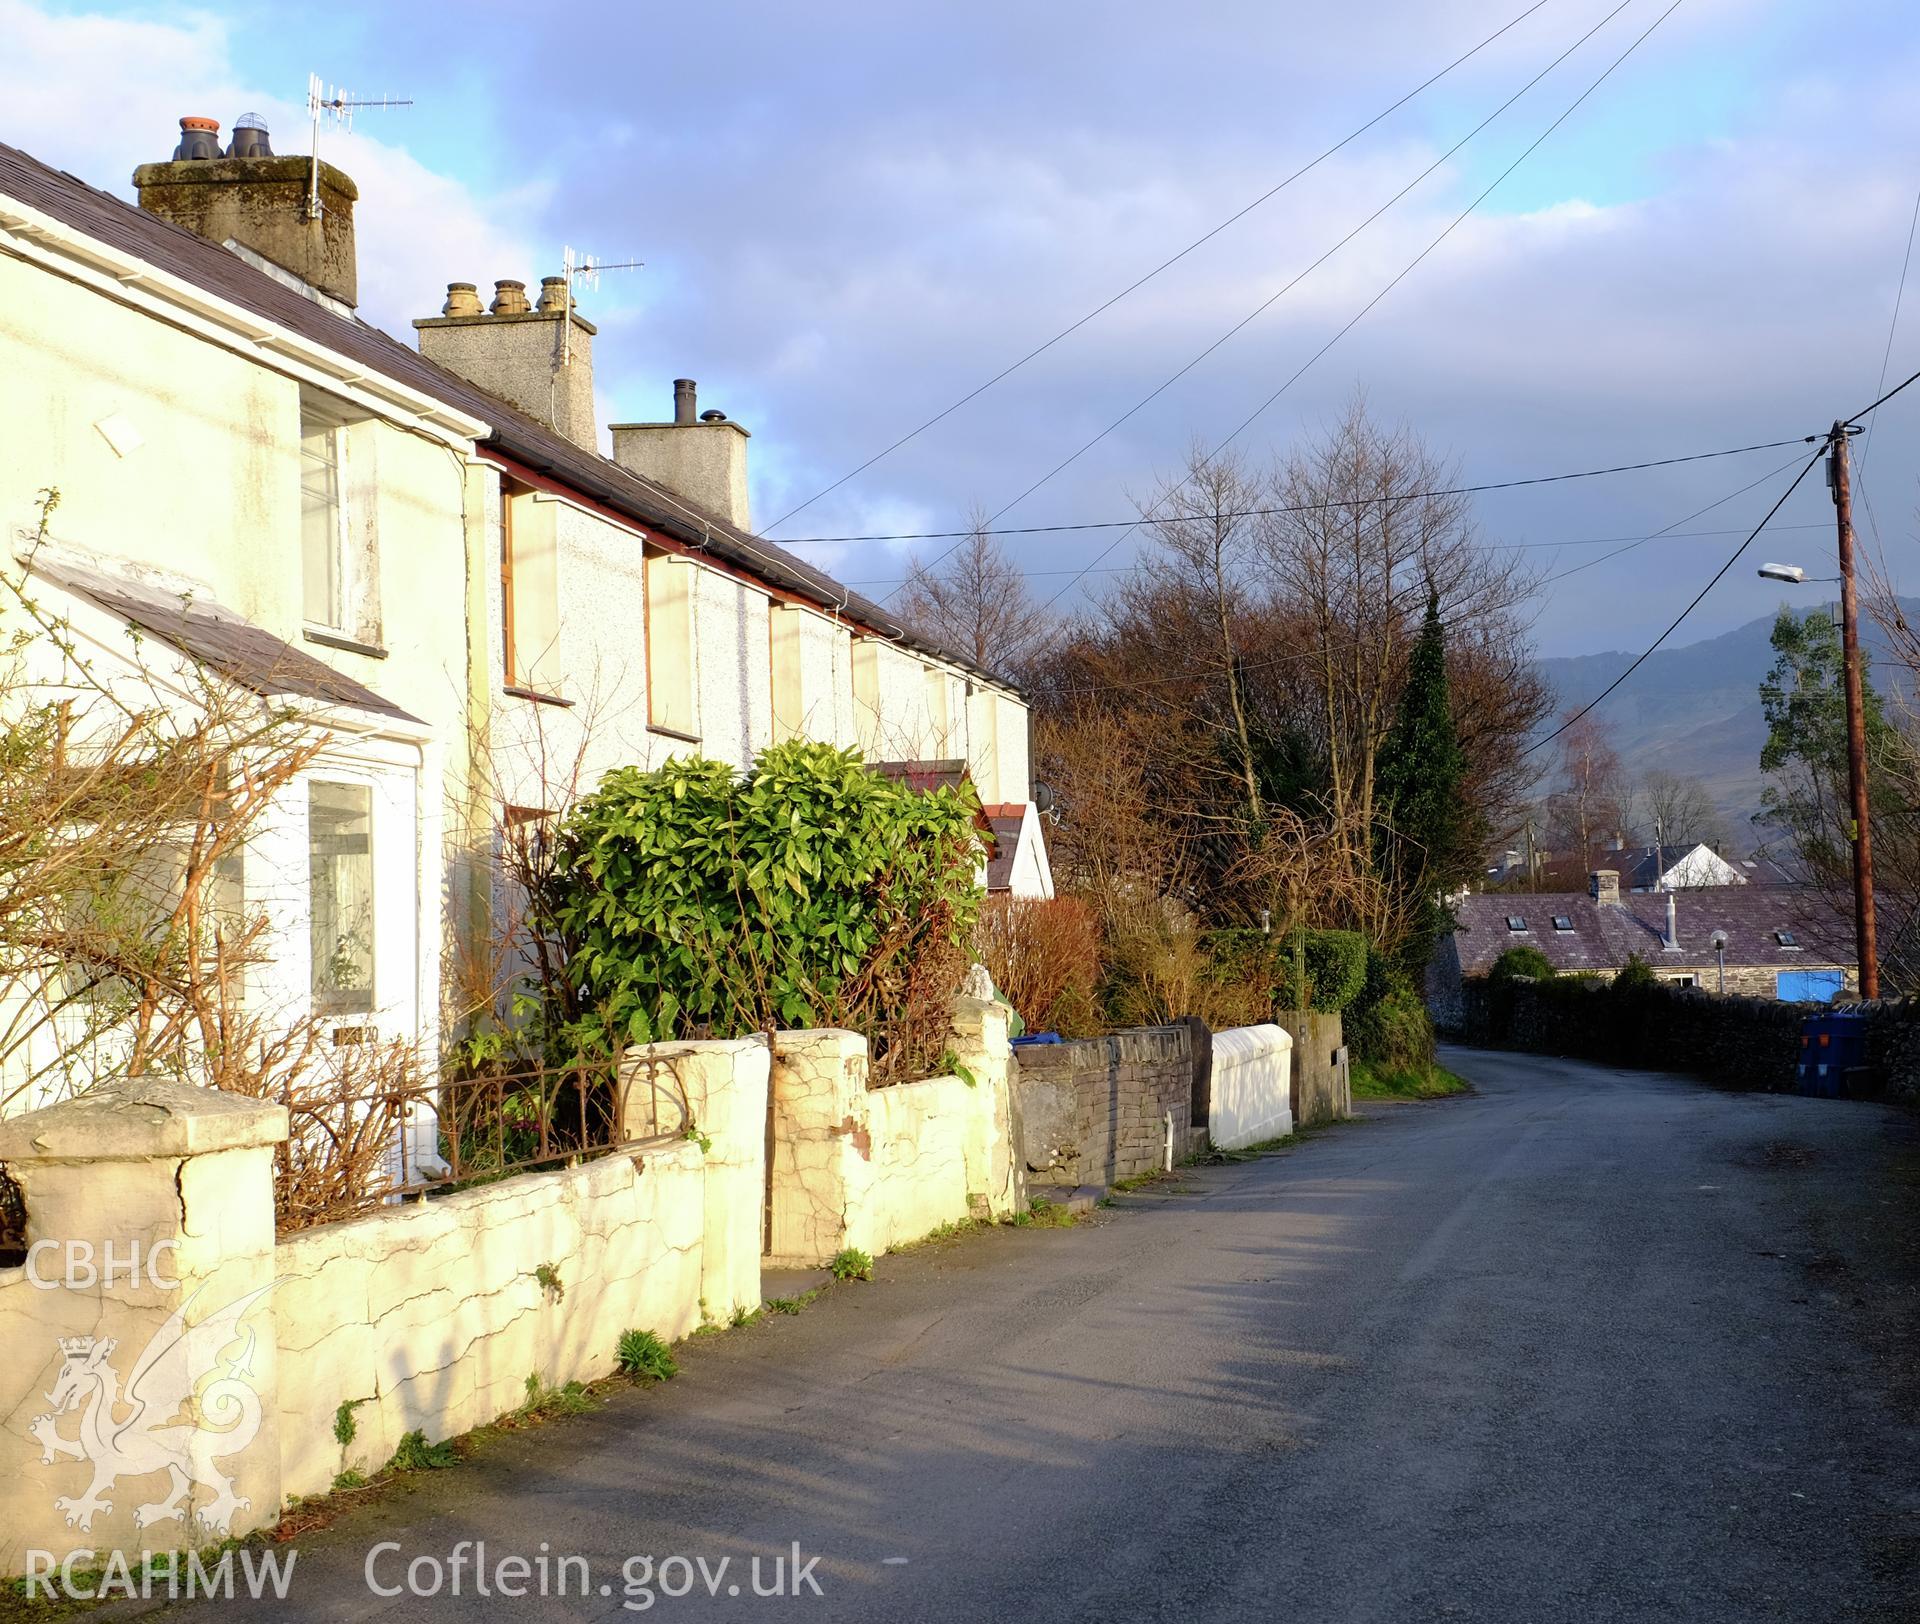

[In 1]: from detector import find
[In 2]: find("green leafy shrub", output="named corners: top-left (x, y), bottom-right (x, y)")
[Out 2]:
top-left (1345, 944), bottom-right (1436, 1069)
top-left (829, 1247), bottom-right (874, 1282)
top-left (546, 741), bottom-right (983, 1079)
top-left (1612, 953), bottom-right (1657, 991)
top-left (616, 1329), bottom-right (679, 1382)
top-left (1489, 945), bottom-right (1556, 984)
top-left (1200, 927), bottom-right (1367, 1014)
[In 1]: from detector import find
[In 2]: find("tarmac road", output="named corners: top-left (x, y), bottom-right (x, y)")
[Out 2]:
top-left (152, 1046), bottom-right (1919, 1623)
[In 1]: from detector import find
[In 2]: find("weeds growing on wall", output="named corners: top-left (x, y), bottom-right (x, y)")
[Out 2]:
top-left (544, 741), bottom-right (983, 1081)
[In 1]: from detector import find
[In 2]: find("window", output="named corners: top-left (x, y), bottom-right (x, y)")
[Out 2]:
top-left (770, 604), bottom-right (806, 743)
top-left (301, 408), bottom-right (345, 628)
top-left (300, 393), bottom-right (379, 644)
top-left (1505, 916), bottom-right (1527, 933)
top-left (501, 488), bottom-right (562, 696)
top-left (924, 665), bottom-right (952, 756)
top-left (645, 554), bottom-right (698, 737)
top-left (1774, 930), bottom-right (1798, 947)
top-left (1673, 974), bottom-right (1697, 989)
top-left (1552, 916), bottom-right (1574, 932)
top-left (309, 781), bottom-right (375, 1015)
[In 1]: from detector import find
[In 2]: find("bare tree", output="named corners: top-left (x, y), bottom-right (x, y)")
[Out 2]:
top-left (897, 510), bottom-right (1057, 680)
top-left (1544, 711), bottom-right (1629, 860)
top-left (1635, 770), bottom-right (1727, 851)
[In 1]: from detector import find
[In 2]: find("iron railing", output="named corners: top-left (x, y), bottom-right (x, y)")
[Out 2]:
top-left (276, 1053), bottom-right (694, 1231)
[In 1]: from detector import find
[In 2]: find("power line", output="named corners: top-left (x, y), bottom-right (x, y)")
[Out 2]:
top-left (1536, 450), bottom-right (1816, 586)
top-left (759, 0), bottom-right (1559, 534)
top-left (994, 0), bottom-right (1691, 664)
top-left (779, 435), bottom-right (1807, 545)
top-left (1850, 177), bottom-right (1920, 564)
top-left (950, 0), bottom-right (1644, 554)
top-left (1522, 448), bottom-right (1825, 760)
top-left (839, 519), bottom-right (1834, 587)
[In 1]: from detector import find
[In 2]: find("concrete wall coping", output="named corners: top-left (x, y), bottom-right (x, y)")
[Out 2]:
top-left (623, 1035), bottom-right (771, 1062)
top-left (1213, 1023), bottom-right (1293, 1063)
top-left (0, 1078), bottom-right (290, 1162)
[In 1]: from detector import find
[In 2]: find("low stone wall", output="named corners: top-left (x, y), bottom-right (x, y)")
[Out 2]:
top-left (1457, 976), bottom-right (1811, 1091)
top-left (1275, 1010), bottom-right (1350, 1126)
top-left (1012, 1025), bottom-right (1198, 1189)
top-left (0, 1037), bottom-right (770, 1572)
top-left (765, 997), bottom-right (1020, 1268)
top-left (1207, 1024), bottom-right (1294, 1149)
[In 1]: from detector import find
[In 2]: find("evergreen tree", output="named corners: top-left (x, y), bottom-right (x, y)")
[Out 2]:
top-left (1376, 592), bottom-right (1473, 971)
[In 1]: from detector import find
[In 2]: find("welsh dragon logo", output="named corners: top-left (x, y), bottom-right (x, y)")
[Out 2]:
top-left (28, 1281), bottom-right (275, 1536)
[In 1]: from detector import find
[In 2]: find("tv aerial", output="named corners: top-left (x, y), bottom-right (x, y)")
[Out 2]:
top-left (558, 246), bottom-right (644, 365)
top-left (305, 73), bottom-right (413, 219)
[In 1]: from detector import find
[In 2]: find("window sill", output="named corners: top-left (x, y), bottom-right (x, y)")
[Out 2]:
top-left (304, 626), bottom-right (389, 660)
top-left (647, 721), bottom-right (701, 744)
top-left (505, 685), bottom-right (575, 709)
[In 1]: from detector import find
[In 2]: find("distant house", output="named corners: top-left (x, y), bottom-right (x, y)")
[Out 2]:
top-left (1429, 867), bottom-right (1857, 1025)
top-left (1589, 842), bottom-right (1746, 891)
top-left (872, 762), bottom-right (1054, 901)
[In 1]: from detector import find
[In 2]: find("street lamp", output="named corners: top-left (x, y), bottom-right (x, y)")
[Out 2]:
top-left (1755, 416), bottom-right (1878, 999)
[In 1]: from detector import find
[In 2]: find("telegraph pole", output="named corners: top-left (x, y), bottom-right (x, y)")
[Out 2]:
top-left (1828, 422), bottom-right (1880, 999)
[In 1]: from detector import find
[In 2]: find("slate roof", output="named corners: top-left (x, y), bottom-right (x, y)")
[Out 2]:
top-left (1451, 887), bottom-right (1855, 976)
top-left (33, 558), bottom-right (420, 723)
top-left (982, 805), bottom-right (1026, 892)
top-left (0, 140), bottom-right (1013, 693)
top-left (1586, 843), bottom-right (1733, 889)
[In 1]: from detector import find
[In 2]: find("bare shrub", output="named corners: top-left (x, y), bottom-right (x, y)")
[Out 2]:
top-left (974, 895), bottom-right (1101, 1036)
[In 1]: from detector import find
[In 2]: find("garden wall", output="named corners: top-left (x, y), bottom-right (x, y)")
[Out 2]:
top-left (1206, 1025), bottom-right (1294, 1150)
top-left (1012, 1025), bottom-right (1199, 1190)
top-left (1454, 976), bottom-right (1811, 1091)
top-left (0, 1038), bottom-right (769, 1572)
top-left (1275, 1010), bottom-right (1350, 1127)
top-left (764, 996), bottom-right (1020, 1268)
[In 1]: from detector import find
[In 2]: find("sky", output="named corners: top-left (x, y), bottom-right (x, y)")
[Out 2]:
top-left (6, 0), bottom-right (1920, 659)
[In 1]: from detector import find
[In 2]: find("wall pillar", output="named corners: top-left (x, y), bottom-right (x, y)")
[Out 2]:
top-left (766, 1029), bottom-right (872, 1267)
top-left (948, 997), bottom-right (1023, 1220)
top-left (0, 1080), bottom-right (287, 1574)
top-left (622, 1037), bottom-right (770, 1318)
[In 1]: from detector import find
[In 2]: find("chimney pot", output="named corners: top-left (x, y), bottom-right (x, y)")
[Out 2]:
top-left (173, 116), bottom-right (221, 161)
top-left (490, 279), bottom-right (531, 316)
top-left (537, 275), bottom-right (569, 315)
top-left (442, 281), bottom-right (483, 317)
top-left (1664, 890), bottom-right (1680, 951)
top-left (226, 113), bottom-right (272, 159)
top-left (673, 378), bottom-right (698, 426)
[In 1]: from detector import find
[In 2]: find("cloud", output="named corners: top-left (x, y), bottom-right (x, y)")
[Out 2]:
top-left (0, 0), bottom-right (543, 335)
top-left (5, 0), bottom-right (1920, 659)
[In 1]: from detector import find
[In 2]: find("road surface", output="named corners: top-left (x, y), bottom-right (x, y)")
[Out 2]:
top-left (164, 1047), bottom-right (1919, 1622)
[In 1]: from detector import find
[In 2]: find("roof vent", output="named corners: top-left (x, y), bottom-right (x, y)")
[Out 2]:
top-left (227, 113), bottom-right (272, 158)
top-left (172, 116), bottom-right (221, 161)
top-left (699, 408), bottom-right (728, 423)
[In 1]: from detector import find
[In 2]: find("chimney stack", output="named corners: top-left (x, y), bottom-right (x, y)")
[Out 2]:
top-left (610, 379), bottom-right (752, 532)
top-left (133, 114), bottom-right (358, 308)
top-left (1590, 869), bottom-right (1621, 907)
top-left (413, 277), bottom-right (597, 451)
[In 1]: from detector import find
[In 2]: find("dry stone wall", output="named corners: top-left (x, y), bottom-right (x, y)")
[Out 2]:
top-left (1012, 1026), bottom-right (1197, 1189)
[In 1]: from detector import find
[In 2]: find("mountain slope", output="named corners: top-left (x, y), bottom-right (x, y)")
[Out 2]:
top-left (1533, 601), bottom-right (1915, 835)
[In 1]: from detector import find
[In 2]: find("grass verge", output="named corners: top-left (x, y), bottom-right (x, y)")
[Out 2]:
top-left (1350, 1057), bottom-right (1472, 1100)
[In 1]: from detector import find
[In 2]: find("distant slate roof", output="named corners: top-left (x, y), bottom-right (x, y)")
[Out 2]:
top-left (32, 558), bottom-right (419, 723)
top-left (1451, 887), bottom-right (1855, 976)
top-left (0, 139), bottom-right (1014, 694)
top-left (1587, 843), bottom-right (1733, 889)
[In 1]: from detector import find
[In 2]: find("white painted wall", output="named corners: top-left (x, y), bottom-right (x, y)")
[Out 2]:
top-left (1208, 1024), bottom-right (1294, 1150)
